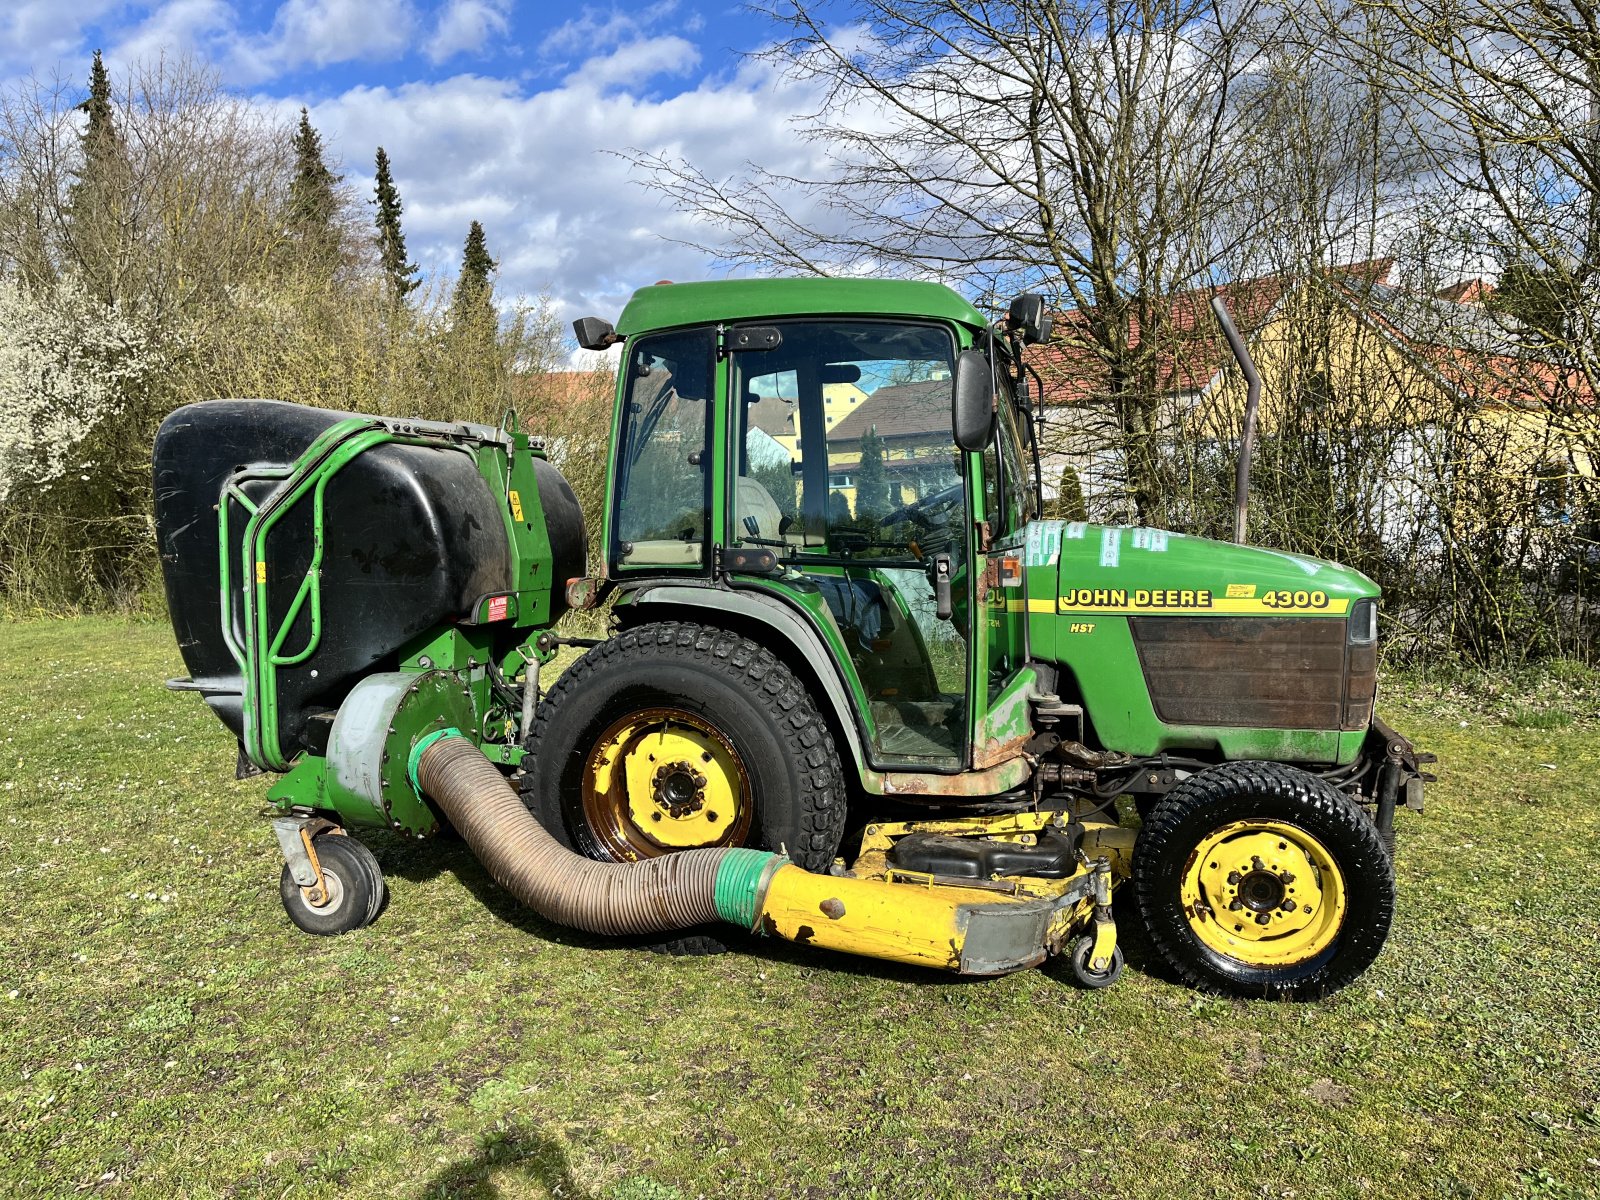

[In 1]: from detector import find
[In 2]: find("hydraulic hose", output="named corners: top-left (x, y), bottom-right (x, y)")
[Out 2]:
top-left (414, 733), bottom-right (781, 936)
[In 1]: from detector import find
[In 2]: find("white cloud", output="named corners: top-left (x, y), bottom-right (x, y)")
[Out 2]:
top-left (570, 35), bottom-right (700, 91)
top-left (111, 0), bottom-right (240, 75)
top-left (312, 61), bottom-right (836, 330)
top-left (425, 0), bottom-right (511, 64)
top-left (99, 0), bottom-right (421, 87)
top-left (268, 0), bottom-right (417, 69)
top-left (0, 0), bottom-right (121, 74)
top-left (540, 2), bottom-right (683, 59)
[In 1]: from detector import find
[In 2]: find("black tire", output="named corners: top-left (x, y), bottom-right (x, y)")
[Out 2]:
top-left (1069, 936), bottom-right (1124, 989)
top-left (520, 621), bottom-right (848, 953)
top-left (279, 835), bottom-right (384, 936)
top-left (1133, 762), bottom-right (1394, 1000)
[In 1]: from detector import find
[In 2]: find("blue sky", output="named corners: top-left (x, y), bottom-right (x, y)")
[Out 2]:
top-left (1, 1), bottom-right (843, 335)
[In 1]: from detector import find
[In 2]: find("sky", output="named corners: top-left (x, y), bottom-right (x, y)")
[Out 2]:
top-left (0, 1), bottom-right (842, 339)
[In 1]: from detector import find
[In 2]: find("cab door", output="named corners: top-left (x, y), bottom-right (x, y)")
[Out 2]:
top-left (972, 355), bottom-right (1037, 767)
top-left (726, 319), bottom-right (973, 770)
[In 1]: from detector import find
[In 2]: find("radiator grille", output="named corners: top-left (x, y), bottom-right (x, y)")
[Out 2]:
top-left (1129, 616), bottom-right (1369, 731)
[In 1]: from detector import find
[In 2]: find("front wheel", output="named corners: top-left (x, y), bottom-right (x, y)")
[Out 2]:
top-left (1133, 762), bottom-right (1394, 1000)
top-left (278, 834), bottom-right (385, 936)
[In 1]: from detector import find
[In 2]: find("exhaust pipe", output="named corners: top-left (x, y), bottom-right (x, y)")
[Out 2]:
top-left (414, 733), bottom-right (1078, 975)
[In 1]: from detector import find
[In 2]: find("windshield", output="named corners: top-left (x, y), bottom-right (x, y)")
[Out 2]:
top-left (733, 320), bottom-right (959, 564)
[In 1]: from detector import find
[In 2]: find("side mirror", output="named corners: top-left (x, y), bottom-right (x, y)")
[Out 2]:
top-left (573, 316), bottom-right (621, 351)
top-left (952, 348), bottom-right (995, 452)
top-left (1007, 294), bottom-right (1053, 346)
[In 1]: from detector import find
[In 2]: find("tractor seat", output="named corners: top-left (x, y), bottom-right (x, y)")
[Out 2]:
top-left (735, 476), bottom-right (785, 542)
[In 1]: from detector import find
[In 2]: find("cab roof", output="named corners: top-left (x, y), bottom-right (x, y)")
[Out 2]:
top-left (615, 277), bottom-right (989, 337)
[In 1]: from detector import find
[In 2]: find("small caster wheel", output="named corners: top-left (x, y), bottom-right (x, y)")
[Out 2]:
top-left (1069, 935), bottom-right (1125, 989)
top-left (279, 834), bottom-right (386, 936)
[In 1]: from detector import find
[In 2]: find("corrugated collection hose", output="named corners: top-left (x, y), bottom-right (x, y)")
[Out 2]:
top-left (415, 734), bottom-right (781, 935)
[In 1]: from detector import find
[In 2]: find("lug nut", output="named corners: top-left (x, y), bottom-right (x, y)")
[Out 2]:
top-left (1229, 899), bottom-right (1244, 911)
top-left (1252, 855), bottom-right (1267, 871)
top-left (1280, 898), bottom-right (1297, 912)
top-left (1280, 872), bottom-right (1295, 885)
top-left (1227, 871), bottom-right (1242, 885)
top-left (1255, 913), bottom-right (1271, 926)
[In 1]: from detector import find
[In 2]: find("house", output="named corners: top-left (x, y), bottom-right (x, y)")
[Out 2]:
top-left (1026, 260), bottom-right (1596, 538)
top-left (824, 379), bottom-right (958, 516)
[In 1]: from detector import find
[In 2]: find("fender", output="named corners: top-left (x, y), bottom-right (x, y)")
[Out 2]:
top-left (616, 582), bottom-right (870, 769)
top-left (615, 582), bottom-right (1033, 800)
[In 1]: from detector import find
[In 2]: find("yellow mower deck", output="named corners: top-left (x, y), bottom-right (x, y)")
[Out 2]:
top-left (756, 810), bottom-right (1135, 980)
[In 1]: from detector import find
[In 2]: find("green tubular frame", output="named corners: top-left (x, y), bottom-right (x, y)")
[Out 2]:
top-left (219, 418), bottom-right (462, 771)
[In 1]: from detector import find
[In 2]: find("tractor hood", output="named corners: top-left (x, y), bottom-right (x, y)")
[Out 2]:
top-left (1017, 521), bottom-right (1380, 764)
top-left (1021, 521), bottom-right (1378, 621)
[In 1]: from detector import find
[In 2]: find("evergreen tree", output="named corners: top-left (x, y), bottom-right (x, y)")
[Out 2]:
top-left (76, 50), bottom-right (121, 193)
top-left (68, 50), bottom-right (127, 298)
top-left (451, 220), bottom-right (497, 327)
top-left (1488, 261), bottom-right (1578, 352)
top-left (288, 108), bottom-right (340, 269)
top-left (856, 425), bottom-right (888, 520)
top-left (371, 147), bottom-right (418, 300)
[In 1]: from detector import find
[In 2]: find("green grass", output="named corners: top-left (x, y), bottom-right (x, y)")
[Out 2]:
top-left (2, 618), bottom-right (1598, 1199)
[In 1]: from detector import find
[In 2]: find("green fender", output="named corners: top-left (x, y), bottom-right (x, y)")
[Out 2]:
top-left (616, 582), bottom-right (871, 772)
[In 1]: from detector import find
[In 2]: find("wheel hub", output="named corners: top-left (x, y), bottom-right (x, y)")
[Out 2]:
top-left (581, 707), bottom-right (752, 858)
top-left (652, 760), bottom-right (708, 818)
top-left (1180, 821), bottom-right (1347, 966)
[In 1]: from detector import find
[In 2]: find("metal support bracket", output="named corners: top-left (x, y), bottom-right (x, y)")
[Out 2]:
top-left (1087, 857), bottom-right (1118, 972)
top-left (270, 815), bottom-right (340, 902)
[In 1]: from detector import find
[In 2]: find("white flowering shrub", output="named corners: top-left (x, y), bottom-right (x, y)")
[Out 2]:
top-left (0, 278), bottom-right (166, 506)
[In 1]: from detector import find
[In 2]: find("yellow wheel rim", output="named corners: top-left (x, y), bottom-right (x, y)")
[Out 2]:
top-left (1179, 820), bottom-right (1347, 967)
top-left (580, 707), bottom-right (752, 861)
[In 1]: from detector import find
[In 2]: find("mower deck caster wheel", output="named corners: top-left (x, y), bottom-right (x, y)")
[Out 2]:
top-left (1069, 936), bottom-right (1125, 989)
top-left (279, 834), bottom-right (385, 936)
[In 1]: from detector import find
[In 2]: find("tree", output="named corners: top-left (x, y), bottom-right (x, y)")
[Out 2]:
top-left (372, 147), bottom-right (419, 301)
top-left (451, 220), bottom-right (497, 327)
top-left (1350, 0), bottom-right (1600, 400)
top-left (65, 50), bottom-right (129, 300)
top-left (73, 51), bottom-right (121, 201)
top-left (1487, 260), bottom-right (1581, 353)
top-left (288, 107), bottom-right (340, 271)
top-left (856, 425), bottom-right (888, 520)
top-left (631, 0), bottom-right (1273, 523)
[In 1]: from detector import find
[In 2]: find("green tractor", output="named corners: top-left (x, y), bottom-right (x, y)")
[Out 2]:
top-left (154, 277), bottom-right (1429, 998)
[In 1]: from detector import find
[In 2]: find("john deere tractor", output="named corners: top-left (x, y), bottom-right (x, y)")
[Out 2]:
top-left (154, 277), bottom-right (1429, 998)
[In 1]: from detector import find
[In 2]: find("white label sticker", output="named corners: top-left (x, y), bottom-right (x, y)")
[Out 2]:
top-left (1099, 527), bottom-right (1121, 568)
top-left (1026, 520), bottom-right (1064, 567)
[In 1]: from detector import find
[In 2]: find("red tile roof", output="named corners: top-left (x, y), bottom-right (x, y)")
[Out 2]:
top-left (1029, 272), bottom-right (1292, 406)
top-left (1435, 278), bottom-right (1495, 304)
top-left (828, 379), bottom-right (950, 443)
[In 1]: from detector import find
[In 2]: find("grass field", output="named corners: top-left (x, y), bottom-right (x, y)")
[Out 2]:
top-left (2, 617), bottom-right (1598, 1199)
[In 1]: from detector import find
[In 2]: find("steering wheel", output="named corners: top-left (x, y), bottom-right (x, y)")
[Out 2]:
top-left (883, 481), bottom-right (965, 530)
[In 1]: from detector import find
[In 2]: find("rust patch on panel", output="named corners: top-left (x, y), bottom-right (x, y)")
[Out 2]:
top-left (1129, 616), bottom-right (1354, 730)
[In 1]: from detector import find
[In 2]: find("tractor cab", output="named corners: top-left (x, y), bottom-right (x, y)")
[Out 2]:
top-left (595, 281), bottom-right (1040, 774)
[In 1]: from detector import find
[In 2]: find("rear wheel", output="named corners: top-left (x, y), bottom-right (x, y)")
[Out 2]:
top-left (1133, 762), bottom-right (1393, 999)
top-left (520, 621), bottom-right (847, 950)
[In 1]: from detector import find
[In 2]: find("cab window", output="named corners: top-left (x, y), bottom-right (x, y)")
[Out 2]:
top-left (610, 328), bottom-right (714, 571)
